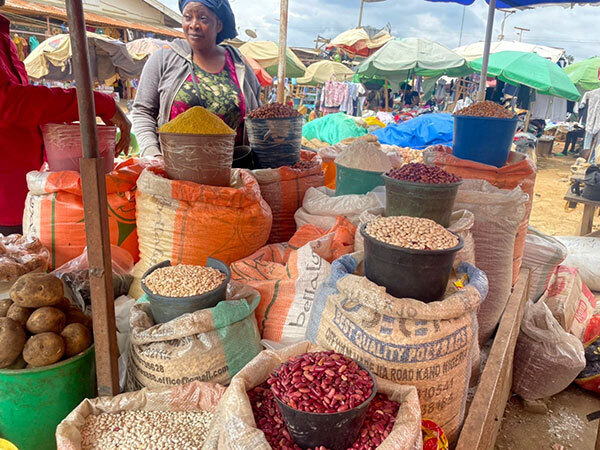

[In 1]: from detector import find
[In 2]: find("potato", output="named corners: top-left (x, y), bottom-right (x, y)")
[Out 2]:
top-left (6, 303), bottom-right (32, 326)
top-left (26, 307), bottom-right (66, 334)
top-left (61, 323), bottom-right (92, 357)
top-left (0, 298), bottom-right (12, 317)
top-left (53, 297), bottom-right (73, 312)
top-left (65, 307), bottom-right (92, 331)
top-left (22, 332), bottom-right (64, 367)
top-left (5, 355), bottom-right (26, 370)
top-left (10, 273), bottom-right (63, 308)
top-left (0, 317), bottom-right (26, 368)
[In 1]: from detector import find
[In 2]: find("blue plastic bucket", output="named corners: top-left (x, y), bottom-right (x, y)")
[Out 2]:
top-left (452, 115), bottom-right (518, 168)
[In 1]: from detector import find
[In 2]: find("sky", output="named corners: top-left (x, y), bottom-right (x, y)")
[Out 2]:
top-left (158, 0), bottom-right (600, 61)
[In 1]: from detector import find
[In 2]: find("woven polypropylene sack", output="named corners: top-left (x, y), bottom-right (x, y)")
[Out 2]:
top-left (203, 341), bottom-right (422, 450)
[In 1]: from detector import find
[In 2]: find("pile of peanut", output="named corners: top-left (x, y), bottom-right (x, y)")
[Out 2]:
top-left (455, 100), bottom-right (514, 119)
top-left (365, 216), bottom-right (459, 250)
top-left (143, 265), bottom-right (226, 297)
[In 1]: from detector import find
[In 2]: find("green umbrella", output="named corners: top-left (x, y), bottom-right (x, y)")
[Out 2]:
top-left (355, 37), bottom-right (472, 84)
top-left (564, 57), bottom-right (600, 92)
top-left (470, 51), bottom-right (581, 101)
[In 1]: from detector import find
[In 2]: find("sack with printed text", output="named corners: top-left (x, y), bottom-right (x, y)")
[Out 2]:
top-left (230, 218), bottom-right (355, 344)
top-left (127, 282), bottom-right (262, 390)
top-left (306, 253), bottom-right (488, 442)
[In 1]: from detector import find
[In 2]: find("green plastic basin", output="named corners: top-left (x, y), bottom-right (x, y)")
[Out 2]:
top-left (0, 346), bottom-right (95, 450)
top-left (334, 163), bottom-right (384, 196)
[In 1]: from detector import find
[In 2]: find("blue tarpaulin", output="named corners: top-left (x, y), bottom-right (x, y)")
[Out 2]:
top-left (426, 0), bottom-right (600, 6)
top-left (371, 114), bottom-right (454, 149)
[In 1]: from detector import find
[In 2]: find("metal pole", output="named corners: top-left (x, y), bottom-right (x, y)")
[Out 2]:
top-left (276, 0), bottom-right (289, 104)
top-left (358, 0), bottom-right (365, 28)
top-left (65, 0), bottom-right (120, 396)
top-left (458, 6), bottom-right (466, 47)
top-left (477, 0), bottom-right (496, 102)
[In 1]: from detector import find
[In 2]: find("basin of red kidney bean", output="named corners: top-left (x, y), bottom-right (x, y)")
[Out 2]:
top-left (249, 383), bottom-right (400, 450)
top-left (386, 163), bottom-right (461, 184)
top-left (267, 350), bottom-right (374, 413)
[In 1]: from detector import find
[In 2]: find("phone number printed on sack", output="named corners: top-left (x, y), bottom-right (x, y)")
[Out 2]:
top-left (332, 305), bottom-right (468, 363)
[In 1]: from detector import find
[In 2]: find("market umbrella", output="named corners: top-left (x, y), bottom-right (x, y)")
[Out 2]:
top-left (326, 27), bottom-right (393, 57)
top-left (24, 32), bottom-right (144, 83)
top-left (126, 37), bottom-right (168, 61)
top-left (245, 55), bottom-right (273, 86)
top-left (297, 60), bottom-right (354, 85)
top-left (470, 51), bottom-right (581, 100)
top-left (564, 57), bottom-right (600, 92)
top-left (239, 41), bottom-right (306, 78)
top-left (356, 37), bottom-right (472, 84)
top-left (454, 40), bottom-right (565, 63)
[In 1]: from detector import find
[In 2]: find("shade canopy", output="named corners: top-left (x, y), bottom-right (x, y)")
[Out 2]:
top-left (470, 51), bottom-right (581, 100)
top-left (564, 57), bottom-right (600, 92)
top-left (24, 32), bottom-right (144, 82)
top-left (356, 37), bottom-right (472, 83)
top-left (239, 41), bottom-right (306, 78)
top-left (244, 56), bottom-right (273, 86)
top-left (297, 60), bottom-right (354, 85)
top-left (126, 38), bottom-right (168, 61)
top-left (326, 27), bottom-right (393, 57)
top-left (455, 40), bottom-right (565, 63)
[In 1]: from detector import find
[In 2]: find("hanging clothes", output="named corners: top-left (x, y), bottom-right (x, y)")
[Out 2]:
top-left (580, 88), bottom-right (600, 135)
top-left (530, 94), bottom-right (567, 122)
top-left (28, 36), bottom-right (39, 52)
top-left (322, 81), bottom-right (348, 108)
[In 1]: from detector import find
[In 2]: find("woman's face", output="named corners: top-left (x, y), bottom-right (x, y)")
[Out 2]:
top-left (182, 2), bottom-right (223, 52)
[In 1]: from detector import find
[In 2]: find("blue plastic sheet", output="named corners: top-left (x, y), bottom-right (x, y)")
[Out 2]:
top-left (371, 113), bottom-right (454, 149)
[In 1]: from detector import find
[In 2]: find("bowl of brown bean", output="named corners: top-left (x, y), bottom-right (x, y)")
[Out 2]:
top-left (360, 216), bottom-right (464, 303)
top-left (141, 259), bottom-right (231, 323)
top-left (268, 350), bottom-right (377, 450)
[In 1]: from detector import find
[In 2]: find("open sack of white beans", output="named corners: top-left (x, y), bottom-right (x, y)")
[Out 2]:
top-left (56, 381), bottom-right (225, 450)
top-left (202, 341), bottom-right (422, 450)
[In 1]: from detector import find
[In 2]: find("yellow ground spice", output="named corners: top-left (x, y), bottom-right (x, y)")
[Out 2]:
top-left (159, 106), bottom-right (235, 135)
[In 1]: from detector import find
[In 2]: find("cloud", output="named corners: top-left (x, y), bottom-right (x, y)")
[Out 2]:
top-left (160, 0), bottom-right (600, 61)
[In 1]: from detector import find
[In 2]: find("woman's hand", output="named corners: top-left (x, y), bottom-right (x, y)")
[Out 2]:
top-left (106, 106), bottom-right (132, 156)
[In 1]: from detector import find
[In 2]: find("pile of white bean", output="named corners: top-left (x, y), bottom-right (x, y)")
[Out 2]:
top-left (144, 265), bottom-right (226, 297)
top-left (81, 410), bottom-right (214, 450)
top-left (365, 216), bottom-right (459, 250)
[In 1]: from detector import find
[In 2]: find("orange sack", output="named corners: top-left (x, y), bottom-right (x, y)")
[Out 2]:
top-left (252, 151), bottom-right (324, 244)
top-left (130, 168), bottom-right (272, 298)
top-left (23, 158), bottom-right (151, 269)
top-left (425, 148), bottom-right (536, 284)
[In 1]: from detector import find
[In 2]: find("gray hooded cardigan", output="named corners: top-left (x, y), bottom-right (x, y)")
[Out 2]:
top-left (132, 39), bottom-right (261, 157)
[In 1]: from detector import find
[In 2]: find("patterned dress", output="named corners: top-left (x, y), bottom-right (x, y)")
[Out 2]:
top-left (170, 50), bottom-right (246, 131)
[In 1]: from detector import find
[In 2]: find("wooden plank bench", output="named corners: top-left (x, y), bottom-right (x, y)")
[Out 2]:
top-left (564, 190), bottom-right (600, 236)
top-left (455, 270), bottom-right (530, 450)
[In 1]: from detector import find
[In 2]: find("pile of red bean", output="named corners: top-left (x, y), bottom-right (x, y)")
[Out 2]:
top-left (248, 383), bottom-right (400, 450)
top-left (455, 100), bottom-right (514, 119)
top-left (386, 163), bottom-right (461, 184)
top-left (267, 350), bottom-right (374, 413)
top-left (249, 102), bottom-right (301, 119)
top-left (290, 160), bottom-right (318, 171)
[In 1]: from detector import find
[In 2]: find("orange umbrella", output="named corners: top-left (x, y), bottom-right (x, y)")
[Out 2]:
top-left (245, 56), bottom-right (273, 86)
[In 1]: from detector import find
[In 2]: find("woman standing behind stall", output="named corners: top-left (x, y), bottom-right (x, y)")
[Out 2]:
top-left (132, 0), bottom-right (261, 157)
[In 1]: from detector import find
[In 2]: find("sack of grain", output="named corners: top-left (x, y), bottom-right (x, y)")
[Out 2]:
top-left (252, 151), bottom-right (324, 244)
top-left (522, 228), bottom-right (568, 302)
top-left (56, 381), bottom-right (225, 450)
top-left (23, 158), bottom-right (153, 269)
top-left (127, 282), bottom-right (262, 390)
top-left (305, 253), bottom-right (488, 443)
top-left (556, 236), bottom-right (600, 292)
top-left (129, 167), bottom-right (272, 298)
top-left (203, 341), bottom-right (422, 450)
top-left (230, 218), bottom-right (356, 344)
top-left (540, 265), bottom-right (597, 341)
top-left (294, 186), bottom-right (384, 230)
top-left (512, 301), bottom-right (586, 400)
top-left (424, 149), bottom-right (536, 285)
top-left (454, 179), bottom-right (528, 343)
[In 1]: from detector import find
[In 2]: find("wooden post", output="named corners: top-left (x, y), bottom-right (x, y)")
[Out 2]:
top-left (276, 0), bottom-right (289, 104)
top-left (65, 0), bottom-right (120, 397)
top-left (384, 80), bottom-right (389, 111)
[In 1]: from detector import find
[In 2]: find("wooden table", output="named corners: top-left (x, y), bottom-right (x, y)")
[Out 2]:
top-left (564, 190), bottom-right (600, 236)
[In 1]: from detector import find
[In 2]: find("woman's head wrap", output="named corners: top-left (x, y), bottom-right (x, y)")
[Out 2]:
top-left (178, 0), bottom-right (237, 44)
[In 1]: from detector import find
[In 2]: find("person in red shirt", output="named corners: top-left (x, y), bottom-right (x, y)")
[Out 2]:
top-left (0, 2), bottom-right (131, 235)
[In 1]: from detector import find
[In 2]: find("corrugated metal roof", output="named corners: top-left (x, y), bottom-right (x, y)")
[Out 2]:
top-left (4, 0), bottom-right (184, 38)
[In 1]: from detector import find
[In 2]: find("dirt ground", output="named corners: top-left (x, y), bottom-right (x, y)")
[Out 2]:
top-left (495, 146), bottom-right (600, 450)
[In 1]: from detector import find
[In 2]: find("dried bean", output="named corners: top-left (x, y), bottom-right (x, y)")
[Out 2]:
top-left (290, 160), bottom-right (318, 171)
top-left (249, 102), bottom-right (301, 119)
top-left (268, 351), bottom-right (373, 414)
top-left (455, 100), bottom-right (514, 119)
top-left (365, 216), bottom-right (459, 250)
top-left (143, 264), bottom-right (226, 297)
top-left (386, 163), bottom-right (461, 184)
